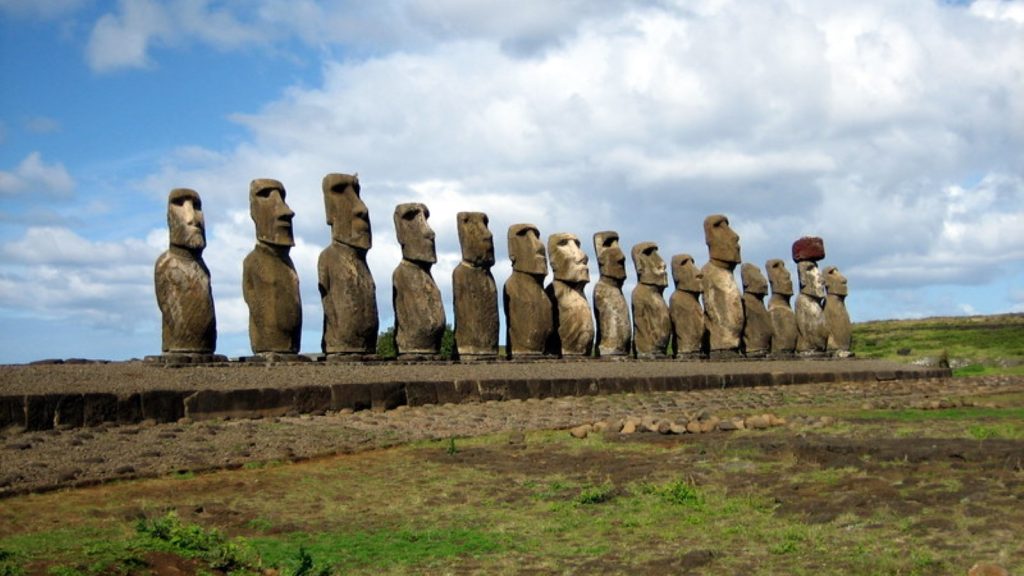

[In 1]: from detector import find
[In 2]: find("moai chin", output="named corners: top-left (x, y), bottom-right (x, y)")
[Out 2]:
top-left (242, 179), bottom-right (303, 358)
top-left (592, 231), bottom-right (631, 357)
top-left (153, 188), bottom-right (222, 362)
top-left (631, 242), bottom-right (671, 359)
top-left (740, 263), bottom-right (772, 358)
top-left (823, 265), bottom-right (853, 357)
top-left (546, 232), bottom-right (594, 357)
top-left (793, 236), bottom-right (828, 356)
top-left (318, 173), bottom-right (378, 359)
top-left (669, 254), bottom-right (706, 360)
top-left (503, 223), bottom-right (554, 359)
top-left (700, 214), bottom-right (743, 358)
top-left (453, 212), bottom-right (499, 360)
top-left (392, 203), bottom-right (445, 358)
top-left (765, 258), bottom-right (797, 357)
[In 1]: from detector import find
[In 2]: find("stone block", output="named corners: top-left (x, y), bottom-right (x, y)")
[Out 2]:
top-left (791, 237), bottom-right (825, 262)
top-left (291, 386), bottom-right (331, 414)
top-left (54, 394), bottom-right (84, 428)
top-left (525, 379), bottom-right (553, 399)
top-left (117, 393), bottom-right (143, 423)
top-left (140, 390), bottom-right (186, 423)
top-left (405, 381), bottom-right (439, 406)
top-left (370, 382), bottom-right (406, 411)
top-left (25, 394), bottom-right (60, 430)
top-left (331, 383), bottom-right (372, 412)
top-left (82, 393), bottom-right (118, 426)
top-left (0, 395), bottom-right (24, 429)
top-left (549, 378), bottom-right (578, 398)
top-left (452, 380), bottom-right (482, 403)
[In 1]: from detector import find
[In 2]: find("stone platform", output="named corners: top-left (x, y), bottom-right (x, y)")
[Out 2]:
top-left (0, 358), bottom-right (949, 431)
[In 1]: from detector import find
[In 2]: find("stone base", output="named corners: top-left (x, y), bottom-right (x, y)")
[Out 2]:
top-left (674, 352), bottom-right (705, 361)
top-left (743, 349), bottom-right (769, 359)
top-left (144, 353), bottom-right (229, 365)
top-left (770, 351), bottom-right (796, 360)
top-left (324, 353), bottom-right (380, 363)
top-left (709, 349), bottom-right (742, 361)
top-left (796, 350), bottom-right (829, 359)
top-left (831, 350), bottom-right (855, 359)
top-left (396, 353), bottom-right (444, 362)
top-left (635, 352), bottom-right (669, 360)
top-left (238, 353), bottom-right (312, 364)
top-left (457, 354), bottom-right (499, 363)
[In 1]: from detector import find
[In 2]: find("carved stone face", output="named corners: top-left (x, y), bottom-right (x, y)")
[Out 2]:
top-left (323, 173), bottom-right (371, 250)
top-left (508, 224), bottom-right (547, 276)
top-left (824, 265), bottom-right (848, 296)
top-left (168, 188), bottom-right (205, 251)
top-left (766, 259), bottom-right (794, 297)
top-left (797, 261), bottom-right (825, 298)
top-left (394, 203), bottom-right (436, 264)
top-left (548, 233), bottom-right (589, 283)
top-left (250, 179), bottom-right (294, 247)
top-left (703, 214), bottom-right (741, 264)
top-left (632, 242), bottom-right (668, 288)
top-left (457, 212), bottom-right (494, 268)
top-left (741, 263), bottom-right (768, 296)
top-left (593, 231), bottom-right (626, 281)
top-left (671, 254), bottom-right (702, 293)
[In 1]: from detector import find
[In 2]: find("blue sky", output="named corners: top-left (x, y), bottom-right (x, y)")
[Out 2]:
top-left (1, 0), bottom-right (1022, 363)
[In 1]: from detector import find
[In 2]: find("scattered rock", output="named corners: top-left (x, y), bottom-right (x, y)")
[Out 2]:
top-left (570, 424), bottom-right (591, 439)
top-left (768, 414), bottom-right (786, 427)
top-left (621, 421), bottom-right (638, 435)
top-left (699, 417), bottom-right (719, 433)
top-left (717, 420), bottom-right (740, 432)
top-left (669, 422), bottom-right (687, 434)
top-left (657, 421), bottom-right (673, 434)
top-left (746, 415), bottom-right (770, 430)
top-left (508, 432), bottom-right (526, 446)
top-left (968, 562), bottom-right (1009, 576)
top-left (686, 421), bottom-right (703, 434)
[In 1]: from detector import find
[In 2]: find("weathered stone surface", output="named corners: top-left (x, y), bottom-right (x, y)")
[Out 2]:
top-left (792, 236), bottom-right (825, 262)
top-left (570, 424), bottom-right (591, 439)
top-left (766, 259), bottom-right (797, 356)
top-left (453, 212), bottom-right (498, 359)
top-left (392, 203), bottom-right (445, 356)
top-left (701, 215), bottom-right (743, 354)
top-left (740, 263), bottom-right (772, 357)
top-left (631, 242), bottom-right (671, 359)
top-left (824, 265), bottom-right (853, 357)
top-left (670, 254), bottom-right (705, 358)
top-left (319, 173), bottom-right (378, 356)
top-left (503, 224), bottom-right (554, 358)
top-left (968, 562), bottom-right (1010, 576)
top-left (592, 231), bottom-right (631, 357)
top-left (155, 188), bottom-right (216, 354)
top-left (546, 233), bottom-right (594, 357)
top-left (795, 260), bottom-right (828, 355)
top-left (243, 179), bottom-right (301, 354)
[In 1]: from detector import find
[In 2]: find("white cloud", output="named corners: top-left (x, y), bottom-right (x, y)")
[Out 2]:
top-left (0, 152), bottom-right (75, 197)
top-left (23, 116), bottom-right (61, 134)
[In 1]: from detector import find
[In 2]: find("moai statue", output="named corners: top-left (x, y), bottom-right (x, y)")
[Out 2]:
top-left (740, 263), bottom-right (772, 358)
top-left (242, 179), bottom-right (303, 358)
top-left (631, 242), bottom-right (671, 359)
top-left (765, 258), bottom-right (797, 357)
top-left (153, 188), bottom-right (223, 362)
top-left (793, 236), bottom-right (828, 356)
top-left (453, 212), bottom-right (499, 360)
top-left (824, 265), bottom-right (853, 357)
top-left (546, 233), bottom-right (594, 357)
top-left (503, 223), bottom-right (554, 359)
top-left (392, 203), bottom-right (445, 358)
top-left (592, 231), bottom-right (631, 357)
top-left (701, 214), bottom-right (743, 358)
top-left (318, 173), bottom-right (379, 359)
top-left (669, 254), bottom-right (705, 359)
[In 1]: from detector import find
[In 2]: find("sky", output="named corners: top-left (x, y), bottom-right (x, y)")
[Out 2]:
top-left (0, 0), bottom-right (1022, 364)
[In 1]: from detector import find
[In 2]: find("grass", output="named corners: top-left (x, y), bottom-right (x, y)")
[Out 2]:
top-left (852, 313), bottom-right (1024, 375)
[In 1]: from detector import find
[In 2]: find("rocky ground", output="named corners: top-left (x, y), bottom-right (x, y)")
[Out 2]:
top-left (3, 373), bottom-right (1020, 498)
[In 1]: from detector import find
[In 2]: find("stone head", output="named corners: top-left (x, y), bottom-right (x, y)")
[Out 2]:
top-left (508, 223), bottom-right (547, 276)
top-left (703, 214), bottom-right (741, 265)
top-left (765, 258), bottom-right (794, 297)
top-left (249, 178), bottom-right (294, 247)
top-left (548, 233), bottom-right (590, 284)
top-left (797, 261), bottom-right (825, 298)
top-left (394, 203), bottom-right (436, 264)
top-left (323, 173), bottom-right (371, 250)
top-left (456, 212), bottom-right (494, 268)
top-left (671, 254), bottom-right (702, 293)
top-left (741, 263), bottom-right (768, 296)
top-left (593, 231), bottom-right (626, 281)
top-left (824, 265), bottom-right (848, 297)
top-left (631, 242), bottom-right (668, 288)
top-left (167, 188), bottom-right (205, 251)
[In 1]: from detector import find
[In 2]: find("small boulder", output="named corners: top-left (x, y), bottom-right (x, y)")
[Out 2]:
top-left (669, 422), bottom-right (687, 434)
top-left (570, 424), bottom-right (591, 439)
top-left (968, 562), bottom-right (1009, 576)
top-left (621, 421), bottom-right (638, 435)
top-left (657, 420), bottom-right (673, 434)
top-left (717, 420), bottom-right (740, 432)
top-left (746, 415), bottom-right (770, 430)
top-left (686, 421), bottom-right (703, 434)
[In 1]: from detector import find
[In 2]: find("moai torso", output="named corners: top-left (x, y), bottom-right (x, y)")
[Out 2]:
top-left (392, 203), bottom-right (445, 357)
top-left (318, 173), bottom-right (378, 356)
top-left (824, 265), bottom-right (852, 357)
top-left (669, 254), bottom-right (705, 358)
top-left (701, 215), bottom-right (743, 356)
top-left (740, 263), bottom-right (772, 357)
top-left (592, 231), bottom-right (631, 357)
top-left (631, 242), bottom-right (671, 359)
top-left (243, 179), bottom-right (301, 355)
top-left (546, 233), bottom-right (594, 357)
top-left (453, 212), bottom-right (498, 358)
top-left (765, 259), bottom-right (797, 356)
top-left (503, 224), bottom-right (554, 358)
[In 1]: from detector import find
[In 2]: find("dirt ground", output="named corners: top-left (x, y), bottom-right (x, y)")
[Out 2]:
top-left (2, 374), bottom-right (1020, 498)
